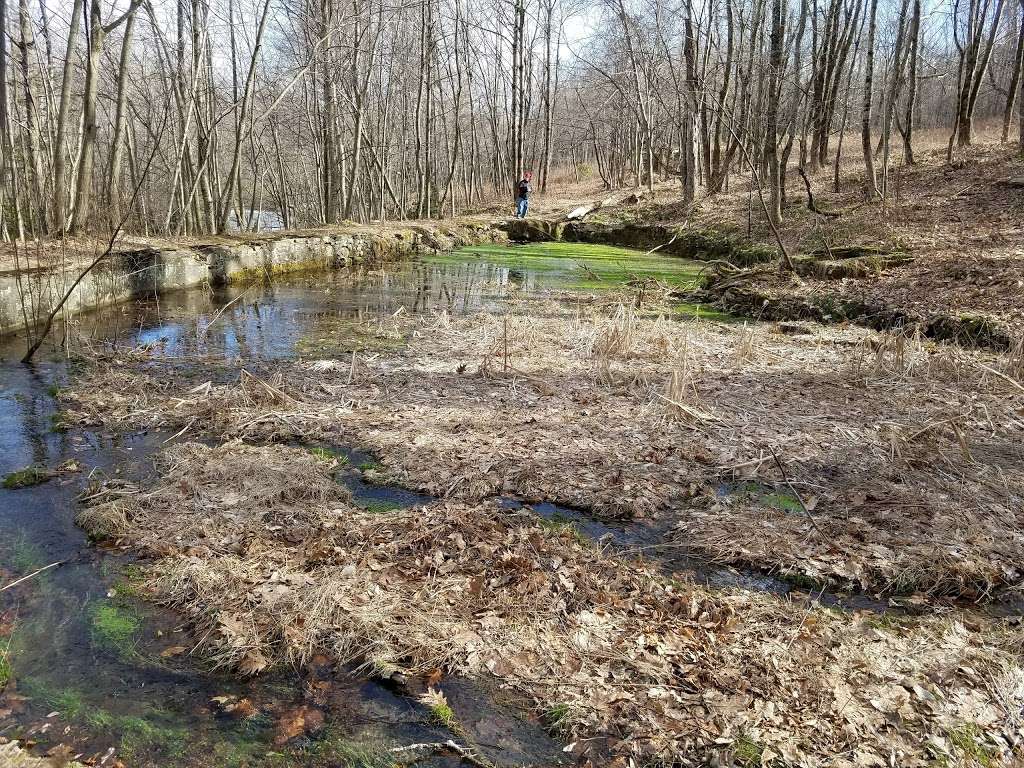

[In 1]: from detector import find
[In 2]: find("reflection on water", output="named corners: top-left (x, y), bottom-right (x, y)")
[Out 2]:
top-left (67, 257), bottom-right (581, 363)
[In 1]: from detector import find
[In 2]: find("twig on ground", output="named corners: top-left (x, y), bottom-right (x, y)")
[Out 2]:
top-left (768, 447), bottom-right (824, 539)
top-left (1, 560), bottom-right (68, 592)
top-left (389, 740), bottom-right (493, 768)
top-left (974, 360), bottom-right (1024, 394)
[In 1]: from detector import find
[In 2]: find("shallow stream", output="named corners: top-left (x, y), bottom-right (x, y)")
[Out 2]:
top-left (0, 243), bottom-right (958, 766)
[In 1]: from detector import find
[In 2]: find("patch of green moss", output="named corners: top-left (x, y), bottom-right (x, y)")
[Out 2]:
top-left (111, 565), bottom-right (148, 600)
top-left (536, 517), bottom-right (589, 546)
top-left (50, 411), bottom-right (69, 432)
top-left (357, 459), bottom-right (382, 472)
top-left (3, 466), bottom-right (51, 489)
top-left (21, 678), bottom-right (87, 719)
top-left (761, 491), bottom-right (803, 514)
top-left (734, 734), bottom-right (763, 766)
top-left (304, 729), bottom-right (393, 768)
top-left (90, 601), bottom-right (142, 656)
top-left (46, 384), bottom-right (61, 397)
top-left (948, 723), bottom-right (996, 767)
top-left (0, 642), bottom-right (11, 689)
top-left (207, 740), bottom-right (264, 768)
top-left (428, 699), bottom-right (457, 729)
top-left (355, 498), bottom-right (406, 514)
top-left (117, 714), bottom-right (189, 761)
top-left (308, 446), bottom-right (350, 464)
top-left (23, 677), bottom-right (189, 760)
top-left (725, 481), bottom-right (803, 514)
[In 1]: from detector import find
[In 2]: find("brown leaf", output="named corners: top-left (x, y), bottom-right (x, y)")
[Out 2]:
top-left (237, 650), bottom-right (269, 676)
top-left (273, 705), bottom-right (324, 746)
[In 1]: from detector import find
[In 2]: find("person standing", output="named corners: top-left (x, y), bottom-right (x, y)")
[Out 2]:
top-left (515, 171), bottom-right (533, 218)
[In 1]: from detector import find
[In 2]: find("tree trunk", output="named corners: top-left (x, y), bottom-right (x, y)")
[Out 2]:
top-left (69, 0), bottom-right (106, 232)
top-left (861, 0), bottom-right (879, 200)
top-left (902, 0), bottom-right (921, 163)
top-left (1003, 0), bottom-right (1024, 143)
top-left (766, 0), bottom-right (785, 224)
top-left (51, 0), bottom-right (83, 232)
top-left (105, 11), bottom-right (136, 225)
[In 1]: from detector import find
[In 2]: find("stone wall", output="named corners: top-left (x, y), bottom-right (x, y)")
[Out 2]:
top-left (0, 221), bottom-right (503, 339)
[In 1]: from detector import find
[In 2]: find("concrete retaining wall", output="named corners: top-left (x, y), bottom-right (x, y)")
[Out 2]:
top-left (0, 221), bottom-right (503, 339)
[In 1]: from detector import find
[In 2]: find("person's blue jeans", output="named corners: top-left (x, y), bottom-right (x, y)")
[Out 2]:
top-left (516, 197), bottom-right (529, 218)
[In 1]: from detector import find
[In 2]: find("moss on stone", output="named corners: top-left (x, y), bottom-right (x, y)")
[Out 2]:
top-left (3, 466), bottom-right (52, 489)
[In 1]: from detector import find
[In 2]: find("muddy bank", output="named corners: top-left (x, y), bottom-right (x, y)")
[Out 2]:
top-left (0, 219), bottom-right (504, 339)
top-left (702, 265), bottom-right (1017, 351)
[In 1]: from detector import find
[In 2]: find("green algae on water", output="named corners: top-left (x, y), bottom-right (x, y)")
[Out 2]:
top-left (437, 241), bottom-right (706, 291)
top-left (295, 317), bottom-right (404, 358)
top-left (90, 600), bottom-right (142, 656)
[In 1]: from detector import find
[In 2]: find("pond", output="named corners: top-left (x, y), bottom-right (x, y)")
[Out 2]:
top-left (0, 242), bottom-right (717, 767)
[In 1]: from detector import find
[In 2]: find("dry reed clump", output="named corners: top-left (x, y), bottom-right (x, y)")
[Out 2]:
top-left (64, 299), bottom-right (1024, 595)
top-left (79, 442), bottom-right (349, 557)
top-left (75, 498), bottom-right (135, 539)
top-left (673, 485), bottom-right (1022, 596)
top-left (846, 327), bottom-right (938, 384)
top-left (734, 322), bottom-right (758, 361)
top-left (1004, 335), bottom-right (1024, 382)
top-left (81, 440), bottom-right (1023, 767)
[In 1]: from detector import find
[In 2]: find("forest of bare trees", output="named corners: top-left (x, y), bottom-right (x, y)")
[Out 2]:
top-left (0, 0), bottom-right (1022, 240)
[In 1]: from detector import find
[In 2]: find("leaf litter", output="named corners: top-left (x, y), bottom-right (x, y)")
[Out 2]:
top-left (63, 290), bottom-right (1024, 765)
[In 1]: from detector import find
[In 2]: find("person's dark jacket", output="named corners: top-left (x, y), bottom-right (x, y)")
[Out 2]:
top-left (516, 179), bottom-right (531, 200)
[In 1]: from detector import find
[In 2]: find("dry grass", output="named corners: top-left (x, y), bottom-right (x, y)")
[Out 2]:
top-left (78, 440), bottom-right (1024, 767)
top-left (63, 296), bottom-right (1024, 597)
